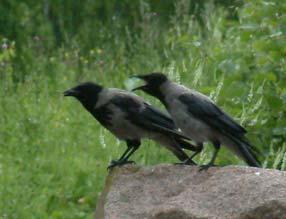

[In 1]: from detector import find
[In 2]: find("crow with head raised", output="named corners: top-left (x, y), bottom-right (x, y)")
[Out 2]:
top-left (133, 73), bottom-right (261, 170)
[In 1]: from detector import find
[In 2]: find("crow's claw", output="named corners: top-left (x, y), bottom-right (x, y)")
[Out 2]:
top-left (199, 163), bottom-right (216, 171)
top-left (107, 160), bottom-right (135, 170)
top-left (174, 159), bottom-right (197, 166)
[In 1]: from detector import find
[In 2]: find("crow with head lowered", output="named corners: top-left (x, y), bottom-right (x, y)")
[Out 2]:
top-left (132, 73), bottom-right (261, 170)
top-left (64, 82), bottom-right (197, 169)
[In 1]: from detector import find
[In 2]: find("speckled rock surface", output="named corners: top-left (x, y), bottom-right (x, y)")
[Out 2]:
top-left (95, 164), bottom-right (286, 219)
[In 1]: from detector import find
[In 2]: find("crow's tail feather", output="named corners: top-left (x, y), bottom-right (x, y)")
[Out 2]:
top-left (229, 135), bottom-right (261, 167)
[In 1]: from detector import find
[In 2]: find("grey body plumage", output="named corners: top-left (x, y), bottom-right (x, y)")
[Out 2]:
top-left (64, 82), bottom-right (196, 169)
top-left (133, 73), bottom-right (261, 169)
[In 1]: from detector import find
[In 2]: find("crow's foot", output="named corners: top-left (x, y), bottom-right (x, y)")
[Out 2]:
top-left (199, 163), bottom-right (216, 171)
top-left (107, 160), bottom-right (135, 170)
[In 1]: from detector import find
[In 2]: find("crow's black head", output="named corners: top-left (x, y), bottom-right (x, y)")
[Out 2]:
top-left (132, 72), bottom-right (168, 101)
top-left (64, 82), bottom-right (103, 110)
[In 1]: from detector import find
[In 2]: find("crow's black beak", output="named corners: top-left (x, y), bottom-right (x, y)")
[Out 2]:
top-left (131, 85), bottom-right (148, 92)
top-left (130, 75), bottom-right (148, 92)
top-left (63, 88), bottom-right (78, 97)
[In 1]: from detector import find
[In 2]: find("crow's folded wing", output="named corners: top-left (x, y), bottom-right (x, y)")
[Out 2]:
top-left (178, 93), bottom-right (246, 136)
top-left (110, 95), bottom-right (191, 140)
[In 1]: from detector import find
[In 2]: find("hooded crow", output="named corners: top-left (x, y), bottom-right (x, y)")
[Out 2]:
top-left (64, 82), bottom-right (197, 169)
top-left (132, 73), bottom-right (261, 170)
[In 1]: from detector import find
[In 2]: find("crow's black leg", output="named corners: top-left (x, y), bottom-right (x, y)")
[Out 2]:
top-left (179, 143), bottom-right (203, 165)
top-left (108, 145), bottom-right (132, 169)
top-left (117, 145), bottom-right (133, 161)
top-left (108, 140), bottom-right (140, 170)
top-left (199, 141), bottom-right (220, 171)
top-left (120, 139), bottom-right (140, 162)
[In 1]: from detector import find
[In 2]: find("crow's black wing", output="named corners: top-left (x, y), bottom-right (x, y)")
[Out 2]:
top-left (137, 103), bottom-right (192, 140)
top-left (110, 95), bottom-right (191, 140)
top-left (141, 103), bottom-right (176, 130)
top-left (178, 93), bottom-right (246, 136)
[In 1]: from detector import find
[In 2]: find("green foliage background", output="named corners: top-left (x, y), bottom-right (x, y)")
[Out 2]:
top-left (0, 0), bottom-right (285, 218)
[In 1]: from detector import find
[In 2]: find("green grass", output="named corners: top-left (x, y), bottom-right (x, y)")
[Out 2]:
top-left (1, 0), bottom-right (286, 218)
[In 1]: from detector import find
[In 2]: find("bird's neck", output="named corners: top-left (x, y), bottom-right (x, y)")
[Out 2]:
top-left (80, 100), bottom-right (96, 114)
top-left (147, 81), bottom-right (168, 108)
top-left (78, 91), bottom-right (102, 114)
top-left (156, 81), bottom-right (171, 105)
